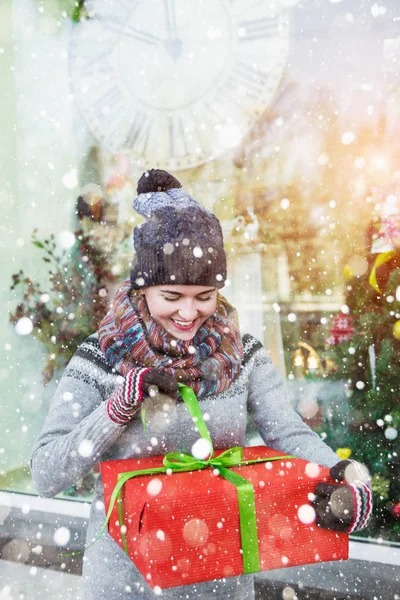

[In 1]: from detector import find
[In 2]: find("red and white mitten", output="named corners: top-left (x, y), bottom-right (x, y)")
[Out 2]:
top-left (107, 367), bottom-right (178, 426)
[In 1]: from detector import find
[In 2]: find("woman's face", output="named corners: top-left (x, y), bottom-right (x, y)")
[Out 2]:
top-left (142, 285), bottom-right (218, 341)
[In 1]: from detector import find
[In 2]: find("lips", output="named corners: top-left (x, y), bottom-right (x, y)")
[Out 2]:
top-left (171, 319), bottom-right (196, 332)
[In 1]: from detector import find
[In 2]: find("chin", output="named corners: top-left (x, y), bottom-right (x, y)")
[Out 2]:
top-left (173, 332), bottom-right (196, 341)
top-left (166, 325), bottom-right (197, 341)
top-left (170, 326), bottom-right (201, 342)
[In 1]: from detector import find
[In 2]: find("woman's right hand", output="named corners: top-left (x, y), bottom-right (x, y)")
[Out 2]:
top-left (107, 367), bottom-right (178, 425)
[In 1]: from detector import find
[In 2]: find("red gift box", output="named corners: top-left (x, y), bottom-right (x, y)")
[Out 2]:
top-left (101, 446), bottom-right (348, 590)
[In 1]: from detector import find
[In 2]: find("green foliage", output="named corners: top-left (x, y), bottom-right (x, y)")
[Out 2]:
top-left (9, 229), bottom-right (114, 384)
top-left (71, 0), bottom-right (88, 22)
top-left (323, 264), bottom-right (400, 540)
top-left (371, 474), bottom-right (390, 500)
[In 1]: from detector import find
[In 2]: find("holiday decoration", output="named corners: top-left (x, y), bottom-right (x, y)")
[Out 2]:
top-left (369, 250), bottom-right (398, 294)
top-left (326, 314), bottom-right (355, 346)
top-left (76, 184), bottom-right (105, 223)
top-left (393, 320), bottom-right (400, 340)
top-left (336, 448), bottom-right (352, 461)
top-left (392, 503), bottom-right (400, 520)
top-left (371, 475), bottom-right (390, 501)
top-left (370, 186), bottom-right (400, 255)
top-left (324, 218), bottom-right (400, 540)
top-left (368, 345), bottom-right (377, 390)
top-left (368, 186), bottom-right (400, 293)
top-left (101, 386), bottom-right (348, 589)
top-left (10, 229), bottom-right (114, 383)
top-left (102, 446), bottom-right (348, 590)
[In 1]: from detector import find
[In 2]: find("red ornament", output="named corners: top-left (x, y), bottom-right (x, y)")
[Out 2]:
top-left (327, 314), bottom-right (355, 346)
top-left (392, 502), bottom-right (400, 519)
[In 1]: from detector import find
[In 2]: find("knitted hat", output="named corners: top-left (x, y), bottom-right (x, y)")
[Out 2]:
top-left (130, 169), bottom-right (227, 289)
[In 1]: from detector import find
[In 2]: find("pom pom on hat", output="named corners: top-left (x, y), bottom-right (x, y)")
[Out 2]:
top-left (136, 169), bottom-right (182, 194)
top-left (133, 169), bottom-right (210, 218)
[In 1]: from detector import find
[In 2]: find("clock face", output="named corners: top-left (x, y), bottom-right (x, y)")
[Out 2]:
top-left (70, 0), bottom-right (289, 170)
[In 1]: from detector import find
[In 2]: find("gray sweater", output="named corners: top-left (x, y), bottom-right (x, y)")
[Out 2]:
top-left (31, 334), bottom-right (339, 600)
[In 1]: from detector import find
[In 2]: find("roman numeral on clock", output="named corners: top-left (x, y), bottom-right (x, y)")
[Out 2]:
top-left (124, 112), bottom-right (152, 154)
top-left (92, 85), bottom-right (125, 121)
top-left (220, 60), bottom-right (268, 100)
top-left (116, 0), bottom-right (139, 11)
top-left (237, 16), bottom-right (280, 42)
top-left (87, 0), bottom-right (139, 18)
top-left (79, 51), bottom-right (113, 79)
top-left (168, 114), bottom-right (191, 158)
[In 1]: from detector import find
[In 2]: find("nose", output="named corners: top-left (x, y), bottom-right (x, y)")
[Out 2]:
top-left (177, 300), bottom-right (198, 321)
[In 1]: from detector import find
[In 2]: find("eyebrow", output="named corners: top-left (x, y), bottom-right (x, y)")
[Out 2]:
top-left (160, 288), bottom-right (216, 296)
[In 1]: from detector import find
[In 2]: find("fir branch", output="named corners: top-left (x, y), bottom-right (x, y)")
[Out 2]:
top-left (10, 229), bottom-right (114, 384)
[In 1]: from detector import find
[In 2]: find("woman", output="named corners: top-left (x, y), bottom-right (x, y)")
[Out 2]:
top-left (31, 169), bottom-right (371, 600)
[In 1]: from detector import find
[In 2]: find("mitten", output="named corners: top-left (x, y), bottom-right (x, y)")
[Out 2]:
top-left (312, 460), bottom-right (372, 533)
top-left (107, 367), bottom-right (178, 426)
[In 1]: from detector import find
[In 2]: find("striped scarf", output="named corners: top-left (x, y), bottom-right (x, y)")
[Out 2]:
top-left (98, 278), bottom-right (243, 397)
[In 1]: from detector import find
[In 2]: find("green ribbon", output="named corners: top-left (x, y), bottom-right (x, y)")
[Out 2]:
top-left (99, 384), bottom-right (295, 574)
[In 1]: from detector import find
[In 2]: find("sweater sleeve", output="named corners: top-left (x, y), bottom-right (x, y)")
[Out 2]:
top-left (31, 343), bottom-right (125, 498)
top-left (247, 345), bottom-right (340, 469)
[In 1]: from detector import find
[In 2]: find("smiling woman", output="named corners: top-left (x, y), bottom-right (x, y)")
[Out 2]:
top-left (30, 169), bottom-right (371, 600)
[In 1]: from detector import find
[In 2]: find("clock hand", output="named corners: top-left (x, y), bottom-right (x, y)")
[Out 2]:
top-left (99, 17), bottom-right (169, 48)
top-left (164, 0), bottom-right (182, 61)
top-left (164, 0), bottom-right (178, 42)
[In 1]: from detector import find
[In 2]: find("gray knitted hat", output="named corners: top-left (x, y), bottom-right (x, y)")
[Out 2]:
top-left (130, 169), bottom-right (227, 289)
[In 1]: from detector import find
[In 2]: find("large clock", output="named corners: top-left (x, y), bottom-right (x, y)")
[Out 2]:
top-left (70, 0), bottom-right (289, 170)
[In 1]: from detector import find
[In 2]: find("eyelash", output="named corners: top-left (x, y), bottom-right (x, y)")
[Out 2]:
top-left (163, 296), bottom-right (213, 302)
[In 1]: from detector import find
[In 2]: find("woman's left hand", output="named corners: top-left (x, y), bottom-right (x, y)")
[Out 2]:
top-left (141, 368), bottom-right (179, 397)
top-left (312, 460), bottom-right (372, 533)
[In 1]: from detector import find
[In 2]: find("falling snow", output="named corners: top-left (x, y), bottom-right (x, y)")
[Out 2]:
top-left (57, 231), bottom-right (76, 249)
top-left (297, 504), bottom-right (316, 525)
top-left (146, 479), bottom-right (163, 496)
top-left (78, 439), bottom-right (94, 457)
top-left (305, 463), bottom-right (320, 479)
top-left (53, 526), bottom-right (71, 546)
top-left (2, 0), bottom-right (399, 598)
top-left (15, 317), bottom-right (33, 336)
top-left (193, 247), bottom-right (203, 258)
top-left (191, 438), bottom-right (212, 460)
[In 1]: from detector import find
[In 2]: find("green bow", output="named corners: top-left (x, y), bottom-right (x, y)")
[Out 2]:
top-left (163, 445), bottom-right (243, 471)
